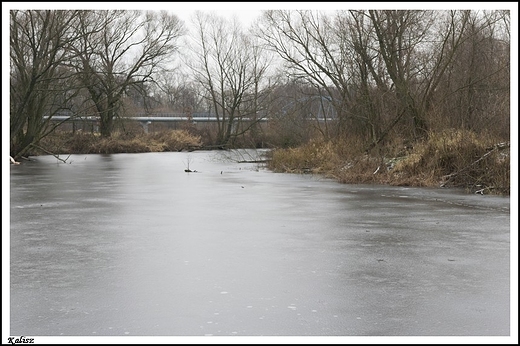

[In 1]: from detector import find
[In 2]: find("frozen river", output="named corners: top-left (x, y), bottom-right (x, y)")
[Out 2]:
top-left (8, 150), bottom-right (512, 341)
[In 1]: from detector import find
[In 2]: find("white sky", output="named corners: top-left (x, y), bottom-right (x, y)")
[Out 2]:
top-left (4, 2), bottom-right (518, 27)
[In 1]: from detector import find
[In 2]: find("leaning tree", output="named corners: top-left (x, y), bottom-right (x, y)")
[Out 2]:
top-left (10, 10), bottom-right (81, 160)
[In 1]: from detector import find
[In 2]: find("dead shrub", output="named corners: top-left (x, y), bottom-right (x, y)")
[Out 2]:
top-left (148, 130), bottom-right (202, 151)
top-left (392, 129), bottom-right (509, 193)
top-left (267, 138), bottom-right (343, 176)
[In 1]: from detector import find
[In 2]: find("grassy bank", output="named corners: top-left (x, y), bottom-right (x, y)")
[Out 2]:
top-left (267, 129), bottom-right (510, 195)
top-left (34, 129), bottom-right (203, 155)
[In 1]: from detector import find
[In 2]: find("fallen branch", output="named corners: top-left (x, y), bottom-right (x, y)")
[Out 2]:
top-left (29, 143), bottom-right (71, 163)
top-left (237, 159), bottom-right (271, 164)
top-left (475, 186), bottom-right (495, 195)
top-left (486, 142), bottom-right (510, 151)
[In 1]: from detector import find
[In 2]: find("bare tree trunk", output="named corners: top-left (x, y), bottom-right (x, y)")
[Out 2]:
top-left (10, 10), bottom-right (81, 159)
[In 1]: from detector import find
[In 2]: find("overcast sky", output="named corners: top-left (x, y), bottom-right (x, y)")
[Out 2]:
top-left (4, 2), bottom-right (517, 27)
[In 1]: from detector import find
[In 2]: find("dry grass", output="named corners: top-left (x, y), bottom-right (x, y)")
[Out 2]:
top-left (37, 130), bottom-right (202, 155)
top-left (146, 130), bottom-right (202, 152)
top-left (267, 129), bottom-right (510, 195)
top-left (391, 129), bottom-right (510, 193)
top-left (267, 139), bottom-right (344, 177)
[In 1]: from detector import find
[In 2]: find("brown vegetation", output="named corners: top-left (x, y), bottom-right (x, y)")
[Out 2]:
top-left (267, 129), bottom-right (510, 195)
top-left (34, 130), bottom-right (202, 155)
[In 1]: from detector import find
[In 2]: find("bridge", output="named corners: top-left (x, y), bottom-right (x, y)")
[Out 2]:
top-left (45, 113), bottom-right (269, 133)
top-left (45, 113), bottom-right (336, 133)
top-left (47, 114), bottom-right (267, 122)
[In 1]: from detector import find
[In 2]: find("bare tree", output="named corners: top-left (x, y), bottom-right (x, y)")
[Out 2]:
top-left (432, 10), bottom-right (510, 137)
top-left (10, 10), bottom-right (81, 160)
top-left (257, 9), bottom-right (508, 152)
top-left (341, 10), bottom-right (475, 150)
top-left (153, 71), bottom-right (204, 114)
top-left (189, 12), bottom-right (271, 147)
top-left (72, 10), bottom-right (185, 137)
top-left (257, 10), bottom-right (361, 138)
top-left (365, 10), bottom-right (438, 140)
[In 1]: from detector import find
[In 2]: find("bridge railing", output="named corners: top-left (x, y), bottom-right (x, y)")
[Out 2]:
top-left (45, 113), bottom-right (335, 123)
top-left (135, 112), bottom-right (215, 118)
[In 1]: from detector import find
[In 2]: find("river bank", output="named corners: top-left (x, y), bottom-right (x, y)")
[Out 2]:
top-left (21, 129), bottom-right (511, 195)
